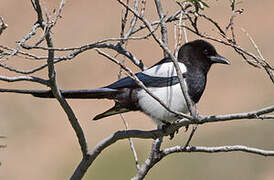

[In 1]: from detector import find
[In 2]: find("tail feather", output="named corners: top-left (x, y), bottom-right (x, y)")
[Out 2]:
top-left (0, 88), bottom-right (119, 99)
top-left (93, 103), bottom-right (130, 120)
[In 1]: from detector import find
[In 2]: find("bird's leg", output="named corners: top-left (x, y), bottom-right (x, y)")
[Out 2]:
top-left (174, 114), bottom-right (189, 132)
top-left (184, 125), bottom-right (189, 132)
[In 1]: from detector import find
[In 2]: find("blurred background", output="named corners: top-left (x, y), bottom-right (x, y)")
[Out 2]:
top-left (0, 0), bottom-right (273, 179)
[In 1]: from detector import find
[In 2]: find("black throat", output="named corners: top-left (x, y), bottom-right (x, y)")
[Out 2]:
top-left (180, 55), bottom-right (212, 104)
top-left (184, 67), bottom-right (208, 103)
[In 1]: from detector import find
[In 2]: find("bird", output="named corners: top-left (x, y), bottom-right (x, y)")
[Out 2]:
top-left (0, 39), bottom-right (230, 125)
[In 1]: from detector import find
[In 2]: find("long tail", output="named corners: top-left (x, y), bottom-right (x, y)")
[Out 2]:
top-left (0, 88), bottom-right (119, 99)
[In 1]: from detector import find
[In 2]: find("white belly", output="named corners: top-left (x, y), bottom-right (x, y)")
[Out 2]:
top-left (137, 83), bottom-right (189, 124)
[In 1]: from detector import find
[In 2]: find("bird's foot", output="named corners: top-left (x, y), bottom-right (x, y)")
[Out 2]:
top-left (169, 129), bottom-right (179, 140)
top-left (161, 121), bottom-right (179, 140)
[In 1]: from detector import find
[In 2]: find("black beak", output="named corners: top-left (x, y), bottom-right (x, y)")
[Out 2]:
top-left (209, 54), bottom-right (230, 65)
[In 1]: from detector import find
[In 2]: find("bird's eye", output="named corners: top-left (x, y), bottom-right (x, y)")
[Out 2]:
top-left (203, 49), bottom-right (209, 55)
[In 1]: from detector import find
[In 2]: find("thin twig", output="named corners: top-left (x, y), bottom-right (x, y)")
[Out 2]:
top-left (120, 114), bottom-right (141, 170)
top-left (17, 23), bottom-right (40, 49)
top-left (241, 28), bottom-right (274, 82)
top-left (130, 10), bottom-right (182, 36)
top-left (0, 75), bottom-right (49, 86)
top-left (120, 0), bottom-right (139, 43)
top-left (154, 0), bottom-right (169, 57)
top-left (182, 125), bottom-right (198, 149)
top-left (174, 2), bottom-right (188, 59)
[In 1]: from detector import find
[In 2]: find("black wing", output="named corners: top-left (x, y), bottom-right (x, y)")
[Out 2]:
top-left (106, 72), bottom-right (179, 89)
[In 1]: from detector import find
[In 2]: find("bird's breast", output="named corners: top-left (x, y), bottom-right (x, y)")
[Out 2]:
top-left (136, 83), bottom-right (189, 124)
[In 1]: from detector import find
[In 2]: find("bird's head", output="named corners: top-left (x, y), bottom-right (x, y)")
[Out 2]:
top-left (178, 39), bottom-right (230, 72)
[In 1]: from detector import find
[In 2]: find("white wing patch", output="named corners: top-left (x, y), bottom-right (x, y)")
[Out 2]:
top-left (142, 62), bottom-right (187, 77)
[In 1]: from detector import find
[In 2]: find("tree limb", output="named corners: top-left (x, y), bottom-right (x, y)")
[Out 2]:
top-left (163, 145), bottom-right (274, 156)
top-left (71, 104), bottom-right (273, 179)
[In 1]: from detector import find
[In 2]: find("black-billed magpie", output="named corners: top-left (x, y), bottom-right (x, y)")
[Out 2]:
top-left (1, 40), bottom-right (230, 125)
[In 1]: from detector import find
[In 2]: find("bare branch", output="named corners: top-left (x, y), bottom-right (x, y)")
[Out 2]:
top-left (0, 38), bottom-right (146, 74)
top-left (72, 128), bottom-right (168, 180)
top-left (120, 114), bottom-right (141, 170)
top-left (52, 39), bottom-right (146, 71)
top-left (71, 105), bottom-right (273, 179)
top-left (0, 75), bottom-right (49, 86)
top-left (174, 3), bottom-right (190, 61)
top-left (177, 7), bottom-right (274, 83)
top-left (0, 61), bottom-right (49, 74)
top-left (163, 145), bottom-right (274, 156)
top-left (31, 0), bottom-right (45, 28)
top-left (0, 44), bottom-right (47, 60)
top-left (241, 28), bottom-right (274, 82)
top-left (17, 23), bottom-right (40, 49)
top-left (133, 125), bottom-right (163, 180)
top-left (120, 0), bottom-right (130, 38)
top-left (198, 105), bottom-right (274, 123)
top-left (120, 0), bottom-right (139, 42)
top-left (182, 125), bottom-right (198, 148)
top-left (31, 0), bottom-right (88, 157)
top-left (154, 0), bottom-right (169, 57)
top-left (130, 10), bottom-right (182, 36)
top-left (198, 12), bottom-right (225, 35)
top-left (132, 137), bottom-right (163, 180)
top-left (258, 115), bottom-right (274, 119)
